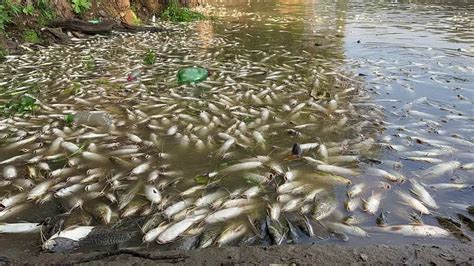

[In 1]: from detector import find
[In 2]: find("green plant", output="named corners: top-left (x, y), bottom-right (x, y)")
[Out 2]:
top-left (71, 0), bottom-right (91, 14)
top-left (0, 0), bottom-right (21, 30)
top-left (0, 0), bottom-right (55, 30)
top-left (22, 4), bottom-right (34, 15)
top-left (0, 48), bottom-right (7, 62)
top-left (143, 49), bottom-right (156, 65)
top-left (23, 29), bottom-right (40, 43)
top-left (161, 0), bottom-right (205, 22)
top-left (64, 114), bottom-right (74, 125)
top-left (2, 95), bottom-right (39, 115)
top-left (0, 5), bottom-right (10, 30)
top-left (37, 0), bottom-right (56, 25)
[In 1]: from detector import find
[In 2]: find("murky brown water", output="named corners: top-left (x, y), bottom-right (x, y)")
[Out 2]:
top-left (0, 0), bottom-right (472, 253)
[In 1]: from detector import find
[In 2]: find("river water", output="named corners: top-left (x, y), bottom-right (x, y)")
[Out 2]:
top-left (0, 0), bottom-right (473, 253)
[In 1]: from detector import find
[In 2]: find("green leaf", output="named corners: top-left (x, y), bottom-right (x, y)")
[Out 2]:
top-left (194, 175), bottom-right (209, 185)
top-left (65, 114), bottom-right (74, 125)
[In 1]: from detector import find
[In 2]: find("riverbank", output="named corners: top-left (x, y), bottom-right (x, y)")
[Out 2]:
top-left (1, 243), bottom-right (473, 264)
top-left (0, 0), bottom-right (205, 57)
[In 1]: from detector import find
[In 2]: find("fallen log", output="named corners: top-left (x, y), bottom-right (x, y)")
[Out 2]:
top-left (49, 18), bottom-right (116, 34)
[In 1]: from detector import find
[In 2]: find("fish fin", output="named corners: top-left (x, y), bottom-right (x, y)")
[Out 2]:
top-left (408, 188), bottom-right (419, 197)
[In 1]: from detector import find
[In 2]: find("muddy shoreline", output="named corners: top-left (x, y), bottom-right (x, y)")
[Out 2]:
top-left (1, 243), bottom-right (473, 265)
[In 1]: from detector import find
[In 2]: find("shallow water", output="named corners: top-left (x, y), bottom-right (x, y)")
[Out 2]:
top-left (0, 0), bottom-right (473, 253)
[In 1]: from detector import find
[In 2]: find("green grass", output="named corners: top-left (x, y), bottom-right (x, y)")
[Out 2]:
top-left (161, 0), bottom-right (205, 22)
top-left (1, 0), bottom-right (56, 31)
top-left (23, 29), bottom-right (40, 43)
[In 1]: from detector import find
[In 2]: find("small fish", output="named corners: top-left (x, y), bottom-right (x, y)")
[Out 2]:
top-left (428, 183), bottom-right (472, 190)
top-left (43, 237), bottom-right (79, 252)
top-left (347, 183), bottom-right (365, 198)
top-left (220, 161), bottom-right (263, 174)
top-left (409, 179), bottom-right (438, 209)
top-left (205, 206), bottom-right (254, 224)
top-left (266, 217), bottom-right (287, 245)
top-left (143, 222), bottom-right (169, 243)
top-left (363, 192), bottom-right (383, 215)
top-left (417, 161), bottom-right (461, 179)
top-left (313, 198), bottom-right (337, 221)
top-left (144, 185), bottom-right (162, 204)
top-left (376, 225), bottom-right (450, 238)
top-left (157, 215), bottom-right (205, 244)
top-left (326, 222), bottom-right (368, 237)
top-left (316, 164), bottom-right (359, 177)
top-left (216, 223), bottom-right (248, 247)
top-left (0, 222), bottom-right (41, 233)
top-left (396, 191), bottom-right (430, 215)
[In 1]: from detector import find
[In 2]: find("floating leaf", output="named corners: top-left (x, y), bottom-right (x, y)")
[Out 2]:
top-left (194, 175), bottom-right (209, 185)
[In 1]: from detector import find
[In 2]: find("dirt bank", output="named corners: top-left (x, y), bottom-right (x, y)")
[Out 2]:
top-left (0, 0), bottom-right (205, 55)
top-left (1, 243), bottom-right (473, 265)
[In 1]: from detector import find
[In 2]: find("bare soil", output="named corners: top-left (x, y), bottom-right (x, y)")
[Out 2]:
top-left (1, 243), bottom-right (473, 265)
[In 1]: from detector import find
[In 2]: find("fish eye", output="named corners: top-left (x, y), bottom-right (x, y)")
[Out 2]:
top-left (153, 189), bottom-right (158, 194)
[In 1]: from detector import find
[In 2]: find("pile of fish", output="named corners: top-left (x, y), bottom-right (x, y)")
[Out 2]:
top-left (0, 11), bottom-right (473, 253)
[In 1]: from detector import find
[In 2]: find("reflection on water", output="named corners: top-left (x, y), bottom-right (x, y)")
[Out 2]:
top-left (0, 0), bottom-right (473, 254)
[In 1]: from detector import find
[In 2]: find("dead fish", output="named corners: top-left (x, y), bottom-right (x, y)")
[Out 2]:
top-left (326, 222), bottom-right (368, 237)
top-left (0, 222), bottom-right (41, 233)
top-left (157, 214), bottom-right (205, 244)
top-left (396, 191), bottom-right (430, 215)
top-left (435, 216), bottom-right (471, 242)
top-left (216, 223), bottom-right (248, 247)
top-left (409, 179), bottom-right (438, 209)
top-left (220, 161), bottom-right (263, 174)
top-left (376, 225), bottom-right (450, 238)
top-left (266, 217), bottom-right (287, 245)
top-left (316, 164), bottom-right (359, 177)
top-left (205, 205), bottom-right (254, 224)
top-left (416, 161), bottom-right (461, 179)
top-left (363, 192), bottom-right (383, 215)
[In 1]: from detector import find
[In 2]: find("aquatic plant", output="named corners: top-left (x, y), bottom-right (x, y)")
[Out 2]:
top-left (161, 0), bottom-right (205, 22)
top-left (143, 49), bottom-right (156, 65)
top-left (71, 0), bottom-right (92, 14)
top-left (23, 29), bottom-right (40, 43)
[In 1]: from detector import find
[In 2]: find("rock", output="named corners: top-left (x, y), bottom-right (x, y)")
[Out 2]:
top-left (99, 10), bottom-right (107, 17)
top-left (143, 0), bottom-right (162, 13)
top-left (359, 253), bottom-right (368, 262)
top-left (123, 9), bottom-right (139, 25)
top-left (116, 0), bottom-right (130, 11)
